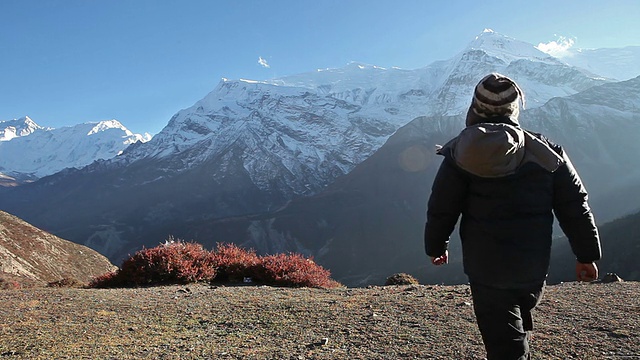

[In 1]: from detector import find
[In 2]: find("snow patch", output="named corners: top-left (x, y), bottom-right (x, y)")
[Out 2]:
top-left (0, 117), bottom-right (150, 179)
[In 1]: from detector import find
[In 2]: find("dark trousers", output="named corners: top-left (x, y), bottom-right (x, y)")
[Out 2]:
top-left (470, 282), bottom-right (545, 360)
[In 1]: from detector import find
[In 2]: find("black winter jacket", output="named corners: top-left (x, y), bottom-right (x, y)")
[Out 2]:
top-left (424, 121), bottom-right (601, 288)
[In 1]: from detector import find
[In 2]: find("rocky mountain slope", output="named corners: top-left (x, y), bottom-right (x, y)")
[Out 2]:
top-left (0, 211), bottom-right (117, 287)
top-left (0, 117), bottom-right (150, 185)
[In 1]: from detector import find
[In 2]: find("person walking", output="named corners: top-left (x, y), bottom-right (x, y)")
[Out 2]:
top-left (424, 73), bottom-right (602, 360)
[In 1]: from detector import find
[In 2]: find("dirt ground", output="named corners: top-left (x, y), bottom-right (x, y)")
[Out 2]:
top-left (0, 282), bottom-right (638, 359)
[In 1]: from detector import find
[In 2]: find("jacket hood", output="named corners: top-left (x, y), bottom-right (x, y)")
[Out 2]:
top-left (438, 123), bottom-right (565, 178)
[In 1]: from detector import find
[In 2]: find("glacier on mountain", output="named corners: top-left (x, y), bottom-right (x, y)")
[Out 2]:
top-left (0, 118), bottom-right (149, 180)
top-left (0, 30), bottom-right (624, 198)
top-left (0, 116), bottom-right (48, 141)
top-left (112, 30), bottom-right (609, 197)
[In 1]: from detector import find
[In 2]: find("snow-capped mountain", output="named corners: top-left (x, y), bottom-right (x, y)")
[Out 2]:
top-left (191, 76), bottom-right (640, 286)
top-left (0, 30), bottom-right (637, 274)
top-left (0, 116), bottom-right (47, 141)
top-left (117, 29), bottom-right (606, 198)
top-left (424, 29), bottom-right (607, 113)
top-left (0, 117), bottom-right (150, 183)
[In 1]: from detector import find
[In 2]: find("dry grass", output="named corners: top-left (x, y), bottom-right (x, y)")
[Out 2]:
top-left (0, 282), bottom-right (638, 359)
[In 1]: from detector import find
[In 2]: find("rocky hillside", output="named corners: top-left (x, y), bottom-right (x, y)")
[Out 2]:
top-left (0, 211), bottom-right (117, 287)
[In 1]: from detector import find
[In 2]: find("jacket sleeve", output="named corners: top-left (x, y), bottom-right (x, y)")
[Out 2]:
top-left (552, 150), bottom-right (602, 263)
top-left (424, 158), bottom-right (467, 258)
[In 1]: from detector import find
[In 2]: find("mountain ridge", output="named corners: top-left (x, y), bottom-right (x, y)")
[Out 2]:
top-left (0, 32), bottom-right (639, 285)
top-left (106, 30), bottom-right (609, 200)
top-left (0, 117), bottom-right (150, 184)
top-left (178, 76), bottom-right (640, 286)
top-left (0, 116), bottom-right (47, 141)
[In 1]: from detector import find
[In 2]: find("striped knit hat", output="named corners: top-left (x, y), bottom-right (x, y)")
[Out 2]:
top-left (465, 73), bottom-right (525, 127)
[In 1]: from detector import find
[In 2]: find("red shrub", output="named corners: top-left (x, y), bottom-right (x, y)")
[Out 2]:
top-left (253, 253), bottom-right (339, 288)
top-left (88, 239), bottom-right (341, 289)
top-left (212, 243), bottom-right (260, 282)
top-left (89, 240), bottom-right (216, 288)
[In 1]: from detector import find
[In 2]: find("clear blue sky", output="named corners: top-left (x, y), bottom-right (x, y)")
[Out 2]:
top-left (2, 0), bottom-right (639, 135)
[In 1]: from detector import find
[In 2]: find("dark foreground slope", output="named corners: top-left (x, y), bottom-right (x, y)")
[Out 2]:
top-left (0, 282), bottom-right (637, 359)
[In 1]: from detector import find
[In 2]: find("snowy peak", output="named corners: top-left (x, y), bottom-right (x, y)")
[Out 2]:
top-left (84, 120), bottom-right (151, 143)
top-left (465, 29), bottom-right (554, 63)
top-left (86, 119), bottom-right (128, 135)
top-left (421, 29), bottom-right (611, 114)
top-left (0, 116), bottom-right (47, 141)
top-left (116, 30), bottom-right (614, 196)
top-left (64, 120), bottom-right (151, 145)
top-left (0, 117), bottom-right (151, 181)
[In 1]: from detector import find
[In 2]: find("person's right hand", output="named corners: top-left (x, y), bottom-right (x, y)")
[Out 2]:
top-left (576, 261), bottom-right (598, 282)
top-left (431, 250), bottom-right (448, 266)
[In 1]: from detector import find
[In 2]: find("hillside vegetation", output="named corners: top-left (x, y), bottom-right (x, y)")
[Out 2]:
top-left (90, 241), bottom-right (340, 289)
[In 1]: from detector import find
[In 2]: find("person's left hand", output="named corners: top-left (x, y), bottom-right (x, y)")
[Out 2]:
top-left (431, 250), bottom-right (449, 266)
